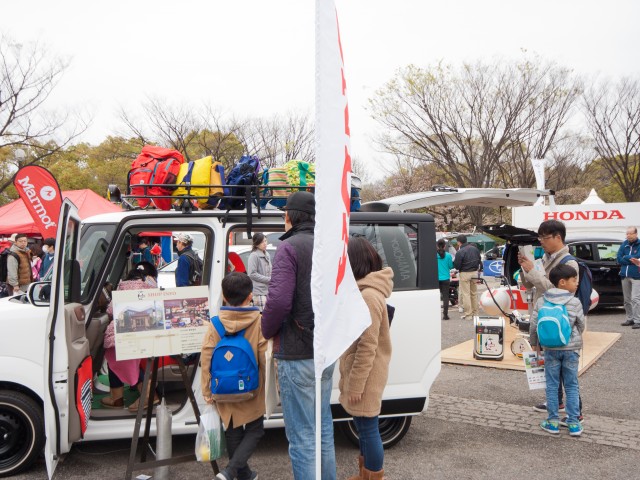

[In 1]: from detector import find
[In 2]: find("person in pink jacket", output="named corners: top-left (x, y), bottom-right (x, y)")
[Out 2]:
top-left (339, 237), bottom-right (394, 480)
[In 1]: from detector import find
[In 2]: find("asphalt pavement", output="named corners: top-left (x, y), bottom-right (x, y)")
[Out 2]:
top-left (10, 305), bottom-right (640, 479)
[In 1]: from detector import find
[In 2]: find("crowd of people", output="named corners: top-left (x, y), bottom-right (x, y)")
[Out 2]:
top-left (0, 234), bottom-right (55, 297)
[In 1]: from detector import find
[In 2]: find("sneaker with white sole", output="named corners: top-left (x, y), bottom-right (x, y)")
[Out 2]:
top-left (568, 422), bottom-right (583, 436)
top-left (540, 420), bottom-right (560, 434)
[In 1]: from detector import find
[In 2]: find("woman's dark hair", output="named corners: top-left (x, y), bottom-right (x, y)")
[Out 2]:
top-left (252, 232), bottom-right (266, 251)
top-left (125, 268), bottom-right (146, 281)
top-left (136, 261), bottom-right (158, 279)
top-left (222, 272), bottom-right (253, 306)
top-left (437, 239), bottom-right (446, 259)
top-left (348, 236), bottom-right (383, 281)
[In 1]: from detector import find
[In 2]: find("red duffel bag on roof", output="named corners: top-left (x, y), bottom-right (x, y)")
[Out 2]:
top-left (128, 146), bottom-right (185, 210)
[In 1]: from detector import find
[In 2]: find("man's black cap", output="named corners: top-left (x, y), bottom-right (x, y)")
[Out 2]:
top-left (284, 191), bottom-right (315, 215)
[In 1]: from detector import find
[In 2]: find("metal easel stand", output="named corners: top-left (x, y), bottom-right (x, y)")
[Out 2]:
top-left (124, 356), bottom-right (219, 479)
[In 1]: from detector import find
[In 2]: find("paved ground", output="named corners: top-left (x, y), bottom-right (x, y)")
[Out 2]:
top-left (9, 305), bottom-right (640, 479)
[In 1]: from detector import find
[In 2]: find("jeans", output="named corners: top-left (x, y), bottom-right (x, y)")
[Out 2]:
top-left (277, 359), bottom-right (336, 480)
top-left (224, 417), bottom-right (265, 479)
top-left (352, 416), bottom-right (384, 472)
top-left (557, 370), bottom-right (583, 415)
top-left (439, 280), bottom-right (450, 318)
top-left (622, 277), bottom-right (640, 325)
top-left (545, 350), bottom-right (580, 424)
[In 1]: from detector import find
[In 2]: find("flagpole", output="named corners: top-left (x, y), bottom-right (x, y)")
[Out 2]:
top-left (315, 376), bottom-right (321, 480)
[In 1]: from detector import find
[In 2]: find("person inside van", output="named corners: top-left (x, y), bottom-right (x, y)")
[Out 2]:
top-left (247, 233), bottom-right (271, 311)
top-left (101, 262), bottom-right (160, 410)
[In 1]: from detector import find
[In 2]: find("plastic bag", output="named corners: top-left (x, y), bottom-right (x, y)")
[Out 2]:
top-left (195, 404), bottom-right (226, 462)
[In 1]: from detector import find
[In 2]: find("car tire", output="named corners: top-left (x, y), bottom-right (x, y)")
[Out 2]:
top-left (0, 390), bottom-right (45, 477)
top-left (339, 416), bottom-right (412, 449)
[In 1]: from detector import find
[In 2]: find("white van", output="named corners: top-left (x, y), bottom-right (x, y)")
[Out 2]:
top-left (0, 198), bottom-right (441, 478)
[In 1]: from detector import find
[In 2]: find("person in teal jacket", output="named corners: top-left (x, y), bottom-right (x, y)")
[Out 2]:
top-left (437, 239), bottom-right (455, 320)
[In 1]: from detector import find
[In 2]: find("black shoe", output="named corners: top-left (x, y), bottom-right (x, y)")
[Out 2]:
top-left (443, 315), bottom-right (450, 320)
top-left (633, 324), bottom-right (640, 329)
top-left (621, 320), bottom-right (634, 326)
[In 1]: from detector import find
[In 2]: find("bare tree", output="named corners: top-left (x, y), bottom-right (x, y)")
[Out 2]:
top-left (369, 58), bottom-right (581, 226)
top-left (235, 112), bottom-right (315, 169)
top-left (583, 77), bottom-right (640, 201)
top-left (0, 37), bottom-right (87, 194)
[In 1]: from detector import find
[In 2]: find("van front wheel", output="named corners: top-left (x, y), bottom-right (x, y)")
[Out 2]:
top-left (339, 416), bottom-right (412, 449)
top-left (0, 391), bottom-right (44, 478)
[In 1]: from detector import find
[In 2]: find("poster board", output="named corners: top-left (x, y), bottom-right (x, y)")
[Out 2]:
top-left (112, 286), bottom-right (210, 361)
top-left (523, 351), bottom-right (546, 390)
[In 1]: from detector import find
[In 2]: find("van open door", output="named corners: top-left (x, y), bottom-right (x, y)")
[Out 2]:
top-left (43, 199), bottom-right (91, 479)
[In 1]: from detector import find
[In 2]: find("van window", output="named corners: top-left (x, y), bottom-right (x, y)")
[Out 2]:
top-left (350, 224), bottom-right (418, 290)
top-left (63, 216), bottom-right (80, 303)
top-left (79, 224), bottom-right (116, 302)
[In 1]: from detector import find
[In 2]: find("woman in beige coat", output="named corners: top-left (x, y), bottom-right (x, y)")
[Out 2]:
top-left (339, 237), bottom-right (394, 480)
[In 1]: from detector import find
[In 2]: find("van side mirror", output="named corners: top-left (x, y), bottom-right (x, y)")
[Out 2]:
top-left (26, 281), bottom-right (51, 307)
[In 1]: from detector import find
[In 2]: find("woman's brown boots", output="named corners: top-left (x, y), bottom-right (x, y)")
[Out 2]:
top-left (347, 456), bottom-right (385, 479)
top-left (100, 386), bottom-right (124, 408)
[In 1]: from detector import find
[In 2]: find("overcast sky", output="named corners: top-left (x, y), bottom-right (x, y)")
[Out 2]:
top-left (2, 0), bottom-right (639, 180)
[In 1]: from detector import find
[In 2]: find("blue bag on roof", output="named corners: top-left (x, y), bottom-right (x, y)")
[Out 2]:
top-left (219, 155), bottom-right (261, 210)
top-left (536, 300), bottom-right (572, 348)
top-left (209, 315), bottom-right (259, 403)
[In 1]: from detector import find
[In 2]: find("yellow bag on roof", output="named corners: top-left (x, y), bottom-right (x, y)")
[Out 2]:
top-left (173, 156), bottom-right (213, 199)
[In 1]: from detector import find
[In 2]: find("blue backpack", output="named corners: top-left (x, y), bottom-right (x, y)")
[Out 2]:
top-left (536, 300), bottom-right (572, 348)
top-left (559, 255), bottom-right (593, 315)
top-left (209, 316), bottom-right (259, 403)
top-left (220, 155), bottom-right (261, 210)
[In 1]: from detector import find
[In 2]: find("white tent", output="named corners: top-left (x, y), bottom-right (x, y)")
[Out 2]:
top-left (581, 189), bottom-right (606, 205)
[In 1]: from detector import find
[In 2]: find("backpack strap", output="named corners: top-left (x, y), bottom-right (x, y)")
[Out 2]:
top-left (559, 254), bottom-right (575, 265)
top-left (211, 316), bottom-right (226, 338)
top-left (211, 315), bottom-right (248, 339)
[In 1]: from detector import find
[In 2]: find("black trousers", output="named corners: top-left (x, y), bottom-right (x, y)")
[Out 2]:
top-left (439, 280), bottom-right (450, 317)
top-left (224, 416), bottom-right (265, 479)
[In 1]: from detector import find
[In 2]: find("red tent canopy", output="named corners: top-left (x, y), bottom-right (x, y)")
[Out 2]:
top-left (0, 189), bottom-right (122, 237)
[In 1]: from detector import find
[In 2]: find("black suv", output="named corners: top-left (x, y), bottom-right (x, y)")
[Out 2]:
top-left (482, 224), bottom-right (623, 308)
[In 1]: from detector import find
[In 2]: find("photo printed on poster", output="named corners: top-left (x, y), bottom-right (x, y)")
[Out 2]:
top-left (112, 286), bottom-right (210, 360)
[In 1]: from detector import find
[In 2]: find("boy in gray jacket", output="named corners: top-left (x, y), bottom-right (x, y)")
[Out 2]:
top-left (529, 263), bottom-right (585, 437)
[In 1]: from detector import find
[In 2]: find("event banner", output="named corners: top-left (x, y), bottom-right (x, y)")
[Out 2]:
top-left (12, 165), bottom-right (62, 238)
top-left (112, 286), bottom-right (210, 361)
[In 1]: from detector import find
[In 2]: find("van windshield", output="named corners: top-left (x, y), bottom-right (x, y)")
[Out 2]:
top-left (79, 224), bottom-right (116, 302)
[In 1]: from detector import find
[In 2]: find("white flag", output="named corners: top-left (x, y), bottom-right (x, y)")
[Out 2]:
top-left (312, 0), bottom-right (371, 379)
top-left (531, 158), bottom-right (546, 206)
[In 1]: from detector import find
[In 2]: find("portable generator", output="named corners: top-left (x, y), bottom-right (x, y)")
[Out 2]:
top-left (473, 316), bottom-right (505, 360)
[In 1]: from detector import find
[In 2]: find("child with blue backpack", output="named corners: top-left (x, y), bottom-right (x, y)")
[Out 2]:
top-left (529, 263), bottom-right (585, 437)
top-left (201, 272), bottom-right (267, 480)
